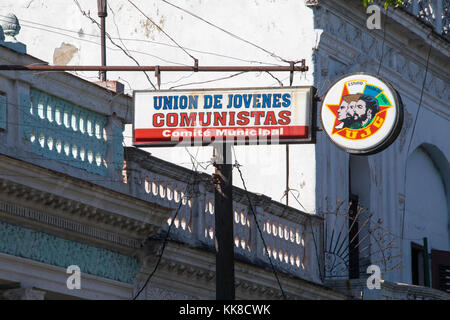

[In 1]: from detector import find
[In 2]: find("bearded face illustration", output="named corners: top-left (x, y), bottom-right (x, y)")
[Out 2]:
top-left (335, 93), bottom-right (380, 130)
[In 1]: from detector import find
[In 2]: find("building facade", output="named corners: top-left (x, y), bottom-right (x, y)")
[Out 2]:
top-left (0, 23), bottom-right (346, 299)
top-left (0, 0), bottom-right (448, 299)
top-left (310, 0), bottom-right (449, 297)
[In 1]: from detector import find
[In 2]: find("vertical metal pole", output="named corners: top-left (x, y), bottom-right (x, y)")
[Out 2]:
top-left (286, 64), bottom-right (294, 207)
top-left (423, 237), bottom-right (430, 287)
top-left (214, 142), bottom-right (235, 300)
top-left (286, 144), bottom-right (289, 206)
top-left (98, 0), bottom-right (107, 82)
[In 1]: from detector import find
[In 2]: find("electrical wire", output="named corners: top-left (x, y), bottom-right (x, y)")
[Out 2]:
top-left (107, 2), bottom-right (129, 51)
top-left (377, 7), bottom-right (389, 75)
top-left (0, 14), bottom-right (282, 67)
top-left (405, 39), bottom-right (433, 157)
top-left (265, 71), bottom-right (284, 87)
top-left (127, 0), bottom-right (197, 64)
top-left (161, 72), bottom-right (195, 86)
top-left (132, 152), bottom-right (201, 300)
top-left (73, 0), bottom-right (157, 90)
top-left (232, 160), bottom-right (287, 299)
top-left (161, 0), bottom-right (293, 64)
top-left (400, 36), bottom-right (433, 239)
top-left (168, 71), bottom-right (248, 90)
top-left (0, 17), bottom-right (188, 67)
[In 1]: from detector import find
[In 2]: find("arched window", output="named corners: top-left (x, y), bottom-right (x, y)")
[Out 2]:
top-left (405, 144), bottom-right (449, 286)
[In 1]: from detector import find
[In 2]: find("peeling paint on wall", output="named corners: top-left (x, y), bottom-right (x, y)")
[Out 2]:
top-left (53, 43), bottom-right (78, 66)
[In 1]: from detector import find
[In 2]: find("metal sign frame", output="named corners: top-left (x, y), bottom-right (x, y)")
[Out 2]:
top-left (320, 73), bottom-right (403, 155)
top-left (133, 86), bottom-right (316, 148)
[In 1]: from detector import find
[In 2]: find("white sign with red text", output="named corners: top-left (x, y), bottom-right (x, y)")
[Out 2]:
top-left (133, 87), bottom-right (313, 146)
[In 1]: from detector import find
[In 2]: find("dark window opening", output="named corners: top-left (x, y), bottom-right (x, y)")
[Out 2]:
top-left (431, 249), bottom-right (450, 293)
top-left (411, 242), bottom-right (425, 286)
top-left (348, 195), bottom-right (359, 279)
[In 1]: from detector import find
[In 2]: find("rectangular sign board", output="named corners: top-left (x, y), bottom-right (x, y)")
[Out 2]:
top-left (133, 86), bottom-right (314, 147)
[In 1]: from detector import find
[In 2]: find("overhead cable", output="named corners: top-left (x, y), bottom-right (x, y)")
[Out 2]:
top-left (73, 0), bottom-right (157, 90)
top-left (127, 0), bottom-right (198, 64)
top-left (161, 0), bottom-right (293, 64)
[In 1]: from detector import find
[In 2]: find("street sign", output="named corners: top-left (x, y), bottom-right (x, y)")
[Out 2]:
top-left (133, 86), bottom-right (314, 147)
top-left (320, 73), bottom-right (403, 155)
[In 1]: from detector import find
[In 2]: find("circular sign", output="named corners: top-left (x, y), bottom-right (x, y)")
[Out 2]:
top-left (320, 73), bottom-right (403, 155)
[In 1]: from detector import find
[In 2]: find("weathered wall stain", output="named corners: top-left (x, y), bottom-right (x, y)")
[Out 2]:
top-left (140, 15), bottom-right (166, 40)
top-left (137, 7), bottom-right (166, 40)
top-left (53, 43), bottom-right (78, 66)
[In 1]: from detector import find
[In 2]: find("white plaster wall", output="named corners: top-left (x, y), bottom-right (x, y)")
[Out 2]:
top-left (0, 0), bottom-right (318, 213)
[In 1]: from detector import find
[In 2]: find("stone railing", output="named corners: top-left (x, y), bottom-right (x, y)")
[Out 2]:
top-left (402, 0), bottom-right (449, 39)
top-left (20, 88), bottom-right (112, 176)
top-left (124, 147), bottom-right (323, 284)
top-left (0, 43), bottom-right (130, 191)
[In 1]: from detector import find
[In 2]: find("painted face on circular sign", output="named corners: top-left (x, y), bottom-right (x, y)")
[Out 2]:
top-left (321, 73), bottom-right (403, 155)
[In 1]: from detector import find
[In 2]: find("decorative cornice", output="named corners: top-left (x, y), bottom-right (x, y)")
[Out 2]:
top-left (0, 221), bottom-right (139, 284)
top-left (0, 179), bottom-right (162, 249)
top-left (152, 256), bottom-right (290, 299)
top-left (314, 5), bottom-right (449, 120)
top-left (137, 241), bottom-right (346, 300)
top-left (0, 198), bottom-right (143, 249)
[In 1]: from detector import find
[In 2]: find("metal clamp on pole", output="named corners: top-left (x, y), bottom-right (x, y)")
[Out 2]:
top-left (155, 65), bottom-right (161, 90)
top-left (193, 58), bottom-right (199, 72)
top-left (289, 61), bottom-right (295, 87)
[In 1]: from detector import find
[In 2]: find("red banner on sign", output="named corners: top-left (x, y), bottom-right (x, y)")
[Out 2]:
top-left (135, 125), bottom-right (308, 143)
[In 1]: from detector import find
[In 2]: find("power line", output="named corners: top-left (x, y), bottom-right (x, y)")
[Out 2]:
top-left (405, 39), bottom-right (433, 157)
top-left (401, 35), bottom-right (433, 239)
top-left (107, 2), bottom-right (129, 51)
top-left (265, 71), bottom-right (284, 87)
top-left (161, 0), bottom-right (288, 63)
top-left (73, 0), bottom-right (157, 90)
top-left (127, 0), bottom-right (198, 64)
top-left (160, 72), bottom-right (196, 87)
top-left (168, 71), bottom-right (248, 90)
top-left (377, 7), bottom-right (389, 75)
top-left (233, 161), bottom-right (287, 299)
top-left (132, 152), bottom-right (201, 300)
top-left (0, 17), bottom-right (188, 67)
top-left (0, 14), bottom-right (282, 67)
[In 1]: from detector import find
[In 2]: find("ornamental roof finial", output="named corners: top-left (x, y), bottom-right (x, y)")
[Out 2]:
top-left (0, 13), bottom-right (21, 42)
top-left (0, 13), bottom-right (26, 53)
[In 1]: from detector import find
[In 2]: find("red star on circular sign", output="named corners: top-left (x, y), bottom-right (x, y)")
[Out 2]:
top-left (326, 84), bottom-right (349, 135)
top-left (326, 84), bottom-right (391, 135)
